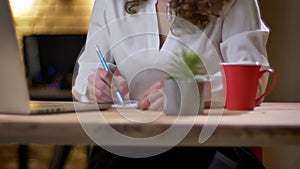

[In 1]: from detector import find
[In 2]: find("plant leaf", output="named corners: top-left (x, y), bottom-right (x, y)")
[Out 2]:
top-left (168, 49), bottom-right (205, 79)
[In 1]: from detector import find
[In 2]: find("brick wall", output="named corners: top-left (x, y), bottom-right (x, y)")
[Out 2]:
top-left (9, 0), bottom-right (94, 51)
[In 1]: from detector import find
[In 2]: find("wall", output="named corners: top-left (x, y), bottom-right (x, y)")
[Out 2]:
top-left (259, 0), bottom-right (300, 169)
top-left (9, 0), bottom-right (94, 52)
top-left (259, 0), bottom-right (300, 102)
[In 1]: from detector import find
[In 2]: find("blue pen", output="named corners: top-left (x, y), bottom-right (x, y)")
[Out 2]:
top-left (96, 45), bottom-right (124, 105)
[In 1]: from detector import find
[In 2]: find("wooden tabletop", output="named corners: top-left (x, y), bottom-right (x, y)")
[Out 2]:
top-left (0, 102), bottom-right (299, 146)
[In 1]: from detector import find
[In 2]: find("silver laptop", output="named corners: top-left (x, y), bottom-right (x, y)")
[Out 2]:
top-left (0, 0), bottom-right (112, 114)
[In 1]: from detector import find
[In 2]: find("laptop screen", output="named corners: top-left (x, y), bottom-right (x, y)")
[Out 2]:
top-left (23, 34), bottom-right (86, 101)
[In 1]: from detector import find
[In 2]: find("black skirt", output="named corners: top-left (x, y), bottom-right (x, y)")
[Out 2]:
top-left (88, 146), bottom-right (265, 169)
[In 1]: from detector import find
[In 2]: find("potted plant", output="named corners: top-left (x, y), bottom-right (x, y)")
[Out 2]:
top-left (164, 49), bottom-right (208, 115)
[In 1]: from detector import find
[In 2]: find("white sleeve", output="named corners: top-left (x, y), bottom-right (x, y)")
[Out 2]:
top-left (220, 0), bottom-right (270, 99)
top-left (220, 0), bottom-right (269, 64)
top-left (72, 0), bottom-right (112, 102)
top-left (86, 0), bottom-right (108, 40)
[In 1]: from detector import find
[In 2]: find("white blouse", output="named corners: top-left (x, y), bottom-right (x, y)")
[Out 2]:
top-left (72, 0), bottom-right (270, 106)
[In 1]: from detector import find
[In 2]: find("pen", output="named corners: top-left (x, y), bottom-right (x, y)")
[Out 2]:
top-left (96, 45), bottom-right (124, 105)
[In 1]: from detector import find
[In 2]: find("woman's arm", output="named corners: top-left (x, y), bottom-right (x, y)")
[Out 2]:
top-left (72, 0), bottom-right (113, 102)
top-left (220, 0), bottom-right (270, 99)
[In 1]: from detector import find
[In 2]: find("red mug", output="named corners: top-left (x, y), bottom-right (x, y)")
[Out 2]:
top-left (220, 62), bottom-right (277, 110)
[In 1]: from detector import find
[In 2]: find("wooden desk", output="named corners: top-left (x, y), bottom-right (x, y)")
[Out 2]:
top-left (0, 102), bottom-right (299, 146)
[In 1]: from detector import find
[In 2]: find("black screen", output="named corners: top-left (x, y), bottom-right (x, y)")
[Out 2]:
top-left (23, 34), bottom-right (86, 99)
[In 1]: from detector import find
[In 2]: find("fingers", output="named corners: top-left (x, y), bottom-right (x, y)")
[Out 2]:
top-left (97, 68), bottom-right (113, 85)
top-left (86, 68), bottom-right (129, 103)
top-left (137, 81), bottom-right (164, 110)
top-left (148, 92), bottom-right (164, 111)
top-left (87, 68), bottom-right (113, 103)
top-left (139, 81), bottom-right (163, 101)
top-left (111, 76), bottom-right (128, 97)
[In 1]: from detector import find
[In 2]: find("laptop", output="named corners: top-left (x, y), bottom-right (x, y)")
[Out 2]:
top-left (0, 0), bottom-right (114, 114)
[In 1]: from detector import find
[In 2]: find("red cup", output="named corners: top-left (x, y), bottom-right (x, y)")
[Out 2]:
top-left (220, 62), bottom-right (277, 110)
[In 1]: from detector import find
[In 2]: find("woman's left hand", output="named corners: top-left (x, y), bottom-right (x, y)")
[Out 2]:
top-left (137, 81), bottom-right (164, 111)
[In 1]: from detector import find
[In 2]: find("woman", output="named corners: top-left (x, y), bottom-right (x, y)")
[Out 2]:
top-left (73, 0), bottom-right (269, 110)
top-left (72, 0), bottom-right (268, 168)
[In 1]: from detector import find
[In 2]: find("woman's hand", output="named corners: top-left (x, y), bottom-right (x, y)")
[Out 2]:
top-left (137, 81), bottom-right (165, 111)
top-left (86, 68), bottom-right (127, 103)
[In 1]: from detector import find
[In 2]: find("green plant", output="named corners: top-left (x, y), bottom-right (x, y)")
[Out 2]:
top-left (169, 49), bottom-right (206, 79)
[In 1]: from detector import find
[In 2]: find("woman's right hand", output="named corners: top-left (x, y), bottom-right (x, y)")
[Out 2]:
top-left (86, 68), bottom-right (127, 103)
top-left (87, 68), bottom-right (113, 103)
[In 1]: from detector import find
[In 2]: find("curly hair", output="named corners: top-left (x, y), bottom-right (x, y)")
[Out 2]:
top-left (125, 0), bottom-right (231, 30)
